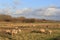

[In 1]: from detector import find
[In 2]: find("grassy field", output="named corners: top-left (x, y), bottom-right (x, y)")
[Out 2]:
top-left (0, 22), bottom-right (60, 40)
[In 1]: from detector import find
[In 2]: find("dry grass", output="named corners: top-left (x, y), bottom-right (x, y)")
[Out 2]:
top-left (0, 22), bottom-right (60, 40)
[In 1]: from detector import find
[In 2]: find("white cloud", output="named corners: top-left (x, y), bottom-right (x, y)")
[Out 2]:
top-left (44, 7), bottom-right (57, 16)
top-left (0, 8), bottom-right (33, 15)
top-left (33, 7), bottom-right (60, 17)
top-left (0, 6), bottom-right (60, 20)
top-left (15, 8), bottom-right (33, 14)
top-left (28, 6), bottom-right (60, 20)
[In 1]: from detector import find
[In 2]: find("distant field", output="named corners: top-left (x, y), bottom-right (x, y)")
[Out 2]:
top-left (0, 22), bottom-right (60, 27)
top-left (0, 22), bottom-right (60, 40)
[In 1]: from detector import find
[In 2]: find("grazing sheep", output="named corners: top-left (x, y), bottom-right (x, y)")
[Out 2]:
top-left (15, 27), bottom-right (21, 32)
top-left (6, 29), bottom-right (11, 33)
top-left (4, 27), bottom-right (21, 36)
top-left (47, 30), bottom-right (52, 35)
top-left (0, 27), bottom-right (22, 37)
top-left (5, 29), bottom-right (12, 35)
top-left (39, 29), bottom-right (46, 33)
top-left (12, 27), bottom-right (22, 36)
top-left (39, 28), bottom-right (52, 35)
top-left (11, 29), bottom-right (18, 36)
top-left (18, 29), bottom-right (21, 33)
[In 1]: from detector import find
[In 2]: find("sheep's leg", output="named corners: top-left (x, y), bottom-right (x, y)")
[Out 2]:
top-left (49, 32), bottom-right (51, 35)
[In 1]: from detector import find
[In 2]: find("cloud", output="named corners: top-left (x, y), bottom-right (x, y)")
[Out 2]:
top-left (24, 6), bottom-right (60, 20)
top-left (33, 7), bottom-right (60, 16)
top-left (0, 8), bottom-right (33, 15)
top-left (0, 6), bottom-right (60, 20)
top-left (44, 7), bottom-right (56, 16)
top-left (15, 8), bottom-right (33, 14)
top-left (0, 8), bottom-right (13, 15)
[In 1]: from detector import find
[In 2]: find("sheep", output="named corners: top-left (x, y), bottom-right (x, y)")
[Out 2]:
top-left (5, 29), bottom-right (12, 35)
top-left (5, 27), bottom-right (21, 36)
top-left (12, 27), bottom-right (22, 36)
top-left (0, 27), bottom-right (21, 38)
top-left (11, 29), bottom-right (18, 36)
top-left (17, 28), bottom-right (22, 32)
top-left (6, 29), bottom-right (11, 33)
top-left (39, 28), bottom-right (52, 35)
top-left (47, 30), bottom-right (52, 35)
top-left (39, 28), bottom-right (46, 34)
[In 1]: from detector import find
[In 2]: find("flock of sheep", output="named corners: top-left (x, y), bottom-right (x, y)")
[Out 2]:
top-left (0, 27), bottom-right (21, 37)
top-left (0, 26), bottom-right (53, 38)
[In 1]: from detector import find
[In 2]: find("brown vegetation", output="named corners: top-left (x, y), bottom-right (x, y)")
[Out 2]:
top-left (0, 14), bottom-right (59, 23)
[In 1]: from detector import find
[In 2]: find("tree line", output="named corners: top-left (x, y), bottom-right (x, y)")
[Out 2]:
top-left (0, 14), bottom-right (59, 23)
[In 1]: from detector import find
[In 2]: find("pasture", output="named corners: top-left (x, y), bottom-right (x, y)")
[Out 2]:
top-left (0, 22), bottom-right (60, 40)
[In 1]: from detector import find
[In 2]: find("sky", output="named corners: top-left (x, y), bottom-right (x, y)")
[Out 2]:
top-left (0, 0), bottom-right (60, 9)
top-left (0, 0), bottom-right (60, 20)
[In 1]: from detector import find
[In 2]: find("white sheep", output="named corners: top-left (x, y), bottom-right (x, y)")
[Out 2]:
top-left (5, 29), bottom-right (12, 35)
top-left (11, 29), bottom-right (18, 36)
top-left (47, 30), bottom-right (52, 35)
top-left (39, 28), bottom-right (52, 35)
top-left (6, 29), bottom-right (11, 33)
top-left (5, 27), bottom-right (21, 36)
top-left (18, 29), bottom-right (21, 33)
top-left (40, 28), bottom-right (46, 33)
